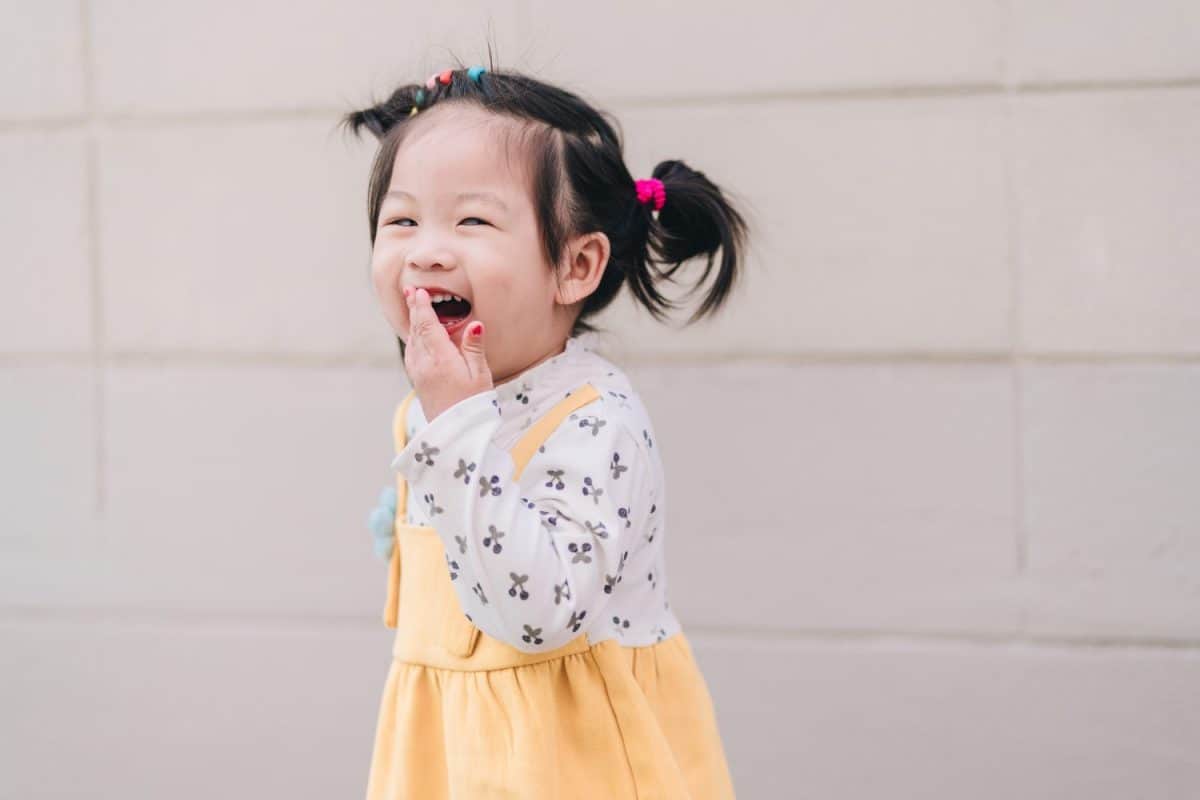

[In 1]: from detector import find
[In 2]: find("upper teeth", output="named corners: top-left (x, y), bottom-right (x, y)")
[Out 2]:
top-left (428, 292), bottom-right (465, 304)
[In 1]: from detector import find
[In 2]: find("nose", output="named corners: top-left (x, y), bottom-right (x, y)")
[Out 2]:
top-left (404, 232), bottom-right (458, 273)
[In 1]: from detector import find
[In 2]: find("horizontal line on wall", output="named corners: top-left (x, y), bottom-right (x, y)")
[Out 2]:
top-left (589, 351), bottom-right (1200, 367)
top-left (0, 114), bottom-right (90, 131)
top-left (2, 606), bottom-right (1197, 653)
top-left (608, 83), bottom-right (1005, 109)
top-left (2, 76), bottom-right (1198, 130)
top-left (0, 352), bottom-right (96, 365)
top-left (1009, 75), bottom-right (1200, 95)
top-left (1020, 351), bottom-right (1200, 364)
top-left (0, 605), bottom-right (385, 637)
top-left (0, 107), bottom-right (344, 131)
top-left (2, 351), bottom-right (1199, 370)
top-left (684, 623), bottom-right (1200, 655)
top-left (607, 77), bottom-right (1200, 110)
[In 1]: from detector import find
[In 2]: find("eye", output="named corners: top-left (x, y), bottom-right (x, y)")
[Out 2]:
top-left (460, 217), bottom-right (490, 226)
top-left (386, 218), bottom-right (416, 227)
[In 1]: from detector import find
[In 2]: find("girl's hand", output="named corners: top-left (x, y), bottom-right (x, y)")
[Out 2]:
top-left (403, 286), bottom-right (493, 421)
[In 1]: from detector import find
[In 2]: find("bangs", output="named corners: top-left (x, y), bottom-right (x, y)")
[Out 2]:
top-left (365, 103), bottom-right (576, 275)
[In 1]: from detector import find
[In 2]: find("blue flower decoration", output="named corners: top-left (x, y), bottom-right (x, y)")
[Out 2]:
top-left (368, 485), bottom-right (397, 560)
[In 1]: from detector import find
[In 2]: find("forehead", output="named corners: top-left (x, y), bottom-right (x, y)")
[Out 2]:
top-left (391, 107), bottom-right (530, 197)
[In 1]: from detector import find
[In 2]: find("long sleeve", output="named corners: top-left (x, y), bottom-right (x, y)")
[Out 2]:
top-left (392, 388), bottom-right (651, 653)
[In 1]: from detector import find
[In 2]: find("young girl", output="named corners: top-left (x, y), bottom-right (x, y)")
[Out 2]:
top-left (346, 59), bottom-right (748, 799)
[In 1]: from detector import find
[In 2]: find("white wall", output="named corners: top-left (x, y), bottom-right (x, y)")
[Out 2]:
top-left (3, 1), bottom-right (1198, 797)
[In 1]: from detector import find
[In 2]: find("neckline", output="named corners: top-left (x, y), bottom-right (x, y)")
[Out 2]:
top-left (492, 332), bottom-right (601, 408)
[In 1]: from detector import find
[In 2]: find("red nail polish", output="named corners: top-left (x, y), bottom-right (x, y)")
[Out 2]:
top-left (469, 322), bottom-right (483, 336)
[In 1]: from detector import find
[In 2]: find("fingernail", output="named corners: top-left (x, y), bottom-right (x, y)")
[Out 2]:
top-left (469, 322), bottom-right (483, 337)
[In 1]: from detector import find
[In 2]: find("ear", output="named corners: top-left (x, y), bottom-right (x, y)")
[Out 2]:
top-left (554, 231), bottom-right (610, 307)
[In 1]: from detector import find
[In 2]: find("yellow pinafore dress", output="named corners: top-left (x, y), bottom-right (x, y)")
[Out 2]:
top-left (366, 383), bottom-right (737, 799)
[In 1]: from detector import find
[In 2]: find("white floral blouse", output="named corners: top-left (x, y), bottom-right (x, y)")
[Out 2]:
top-left (382, 331), bottom-right (682, 653)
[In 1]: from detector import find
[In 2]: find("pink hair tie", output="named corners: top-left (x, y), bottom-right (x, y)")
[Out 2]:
top-left (635, 178), bottom-right (666, 212)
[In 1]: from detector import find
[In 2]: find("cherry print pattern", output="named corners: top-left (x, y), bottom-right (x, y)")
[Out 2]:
top-left (568, 542), bottom-right (592, 564)
top-left (522, 624), bottom-right (544, 645)
top-left (508, 572), bottom-right (530, 600)
top-left (388, 333), bottom-right (680, 653)
top-left (553, 580), bottom-right (571, 605)
top-left (478, 474), bottom-right (501, 497)
top-left (606, 389), bottom-right (632, 410)
top-left (414, 441), bottom-right (440, 466)
top-left (454, 458), bottom-right (476, 485)
top-left (581, 476), bottom-right (604, 504)
top-left (584, 520), bottom-right (609, 540)
top-left (482, 525), bottom-right (505, 554)
top-left (610, 452), bottom-right (628, 480)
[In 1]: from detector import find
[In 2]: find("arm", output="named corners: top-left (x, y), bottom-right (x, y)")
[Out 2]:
top-left (392, 390), bottom-right (649, 653)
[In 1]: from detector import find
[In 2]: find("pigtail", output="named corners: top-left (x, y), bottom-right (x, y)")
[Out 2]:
top-left (341, 60), bottom-right (753, 345)
top-left (341, 46), bottom-right (499, 141)
top-left (627, 160), bottom-right (748, 325)
top-left (340, 85), bottom-right (424, 140)
top-left (341, 85), bottom-right (434, 245)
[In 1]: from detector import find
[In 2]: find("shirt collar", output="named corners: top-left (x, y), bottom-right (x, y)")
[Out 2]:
top-left (492, 331), bottom-right (604, 418)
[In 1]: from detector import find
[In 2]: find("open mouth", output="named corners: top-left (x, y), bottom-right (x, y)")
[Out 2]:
top-left (431, 294), bottom-right (472, 327)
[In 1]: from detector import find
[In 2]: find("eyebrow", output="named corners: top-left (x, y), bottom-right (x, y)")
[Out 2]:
top-left (384, 188), bottom-right (510, 213)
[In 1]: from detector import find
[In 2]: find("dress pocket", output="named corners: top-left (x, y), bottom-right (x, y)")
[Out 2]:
top-left (439, 586), bottom-right (482, 658)
top-left (393, 523), bottom-right (481, 659)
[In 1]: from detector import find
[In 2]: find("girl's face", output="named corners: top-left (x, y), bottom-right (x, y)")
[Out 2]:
top-left (371, 107), bottom-right (570, 385)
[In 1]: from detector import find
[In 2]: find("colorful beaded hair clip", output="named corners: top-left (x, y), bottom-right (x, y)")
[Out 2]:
top-left (404, 68), bottom-right (660, 215)
top-left (409, 66), bottom-right (488, 116)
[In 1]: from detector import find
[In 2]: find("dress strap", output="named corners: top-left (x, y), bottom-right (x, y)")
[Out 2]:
top-left (383, 383), bottom-right (601, 629)
top-left (383, 389), bottom-right (417, 628)
top-left (509, 383), bottom-right (601, 479)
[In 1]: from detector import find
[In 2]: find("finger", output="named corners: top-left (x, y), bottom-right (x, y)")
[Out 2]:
top-left (459, 320), bottom-right (490, 382)
top-left (406, 287), bottom-right (450, 358)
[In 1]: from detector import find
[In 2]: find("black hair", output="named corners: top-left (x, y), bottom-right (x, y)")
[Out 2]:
top-left (340, 50), bottom-right (750, 351)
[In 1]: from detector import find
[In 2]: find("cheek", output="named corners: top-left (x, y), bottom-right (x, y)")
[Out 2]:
top-left (370, 240), bottom-right (394, 281)
top-left (371, 263), bottom-right (391, 299)
top-left (370, 242), bottom-right (409, 333)
top-left (371, 242), bottom-right (405, 295)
